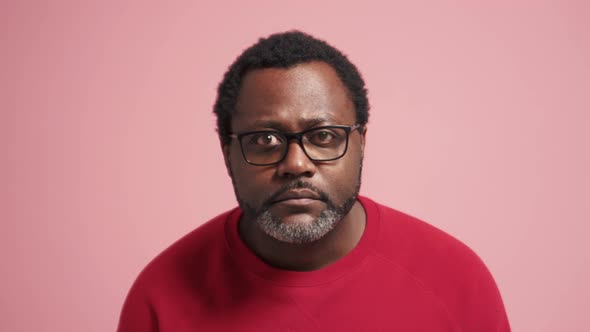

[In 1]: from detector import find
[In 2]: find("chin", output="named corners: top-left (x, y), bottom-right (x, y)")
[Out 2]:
top-left (256, 208), bottom-right (341, 244)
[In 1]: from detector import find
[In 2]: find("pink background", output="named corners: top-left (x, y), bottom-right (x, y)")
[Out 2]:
top-left (2, 1), bottom-right (589, 331)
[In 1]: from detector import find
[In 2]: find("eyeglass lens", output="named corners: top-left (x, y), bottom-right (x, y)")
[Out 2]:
top-left (240, 127), bottom-right (349, 165)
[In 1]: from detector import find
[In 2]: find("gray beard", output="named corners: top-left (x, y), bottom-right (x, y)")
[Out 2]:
top-left (247, 191), bottom-right (358, 244)
top-left (231, 164), bottom-right (362, 244)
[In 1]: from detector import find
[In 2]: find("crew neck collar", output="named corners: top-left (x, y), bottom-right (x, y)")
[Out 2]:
top-left (224, 196), bottom-right (380, 287)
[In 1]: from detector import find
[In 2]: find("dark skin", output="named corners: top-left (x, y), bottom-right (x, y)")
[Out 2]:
top-left (222, 61), bottom-right (367, 271)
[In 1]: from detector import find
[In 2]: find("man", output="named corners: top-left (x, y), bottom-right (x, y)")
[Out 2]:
top-left (118, 31), bottom-right (510, 331)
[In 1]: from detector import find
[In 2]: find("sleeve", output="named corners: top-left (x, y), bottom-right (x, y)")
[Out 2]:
top-left (116, 279), bottom-right (159, 332)
top-left (452, 250), bottom-right (511, 332)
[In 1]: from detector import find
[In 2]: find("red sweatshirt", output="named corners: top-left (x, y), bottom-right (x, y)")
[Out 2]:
top-left (118, 196), bottom-right (510, 331)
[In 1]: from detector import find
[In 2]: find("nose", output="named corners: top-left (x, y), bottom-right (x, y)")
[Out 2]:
top-left (276, 140), bottom-right (316, 178)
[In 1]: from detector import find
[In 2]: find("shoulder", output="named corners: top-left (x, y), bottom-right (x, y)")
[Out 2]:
top-left (126, 208), bottom-right (237, 300)
top-left (372, 199), bottom-right (481, 270)
top-left (363, 197), bottom-right (490, 280)
top-left (117, 208), bottom-right (238, 331)
top-left (362, 197), bottom-right (510, 331)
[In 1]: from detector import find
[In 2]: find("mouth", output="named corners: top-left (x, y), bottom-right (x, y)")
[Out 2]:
top-left (271, 189), bottom-right (322, 205)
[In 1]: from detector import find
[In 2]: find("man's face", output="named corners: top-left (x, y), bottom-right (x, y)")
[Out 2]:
top-left (223, 61), bottom-right (365, 244)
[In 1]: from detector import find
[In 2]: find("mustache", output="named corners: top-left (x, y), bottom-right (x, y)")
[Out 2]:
top-left (259, 181), bottom-right (330, 212)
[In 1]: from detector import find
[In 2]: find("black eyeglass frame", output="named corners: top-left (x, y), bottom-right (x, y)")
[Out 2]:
top-left (228, 124), bottom-right (363, 166)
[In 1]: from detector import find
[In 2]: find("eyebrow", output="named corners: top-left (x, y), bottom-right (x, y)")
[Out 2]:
top-left (250, 117), bottom-right (333, 131)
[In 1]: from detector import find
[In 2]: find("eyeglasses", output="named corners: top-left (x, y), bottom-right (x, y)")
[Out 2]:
top-left (228, 124), bottom-right (363, 166)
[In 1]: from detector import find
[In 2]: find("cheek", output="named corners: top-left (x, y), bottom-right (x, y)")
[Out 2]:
top-left (322, 147), bottom-right (363, 199)
top-left (229, 149), bottom-right (272, 198)
top-left (230, 150), bottom-right (251, 186)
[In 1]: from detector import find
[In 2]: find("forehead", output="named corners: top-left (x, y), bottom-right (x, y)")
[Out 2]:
top-left (233, 61), bottom-right (355, 131)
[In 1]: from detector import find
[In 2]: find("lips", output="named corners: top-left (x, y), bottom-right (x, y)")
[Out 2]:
top-left (271, 189), bottom-right (322, 204)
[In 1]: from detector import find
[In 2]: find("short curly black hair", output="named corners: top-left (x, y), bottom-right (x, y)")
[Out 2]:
top-left (213, 30), bottom-right (370, 145)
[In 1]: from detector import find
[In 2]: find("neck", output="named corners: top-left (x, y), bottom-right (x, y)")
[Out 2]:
top-left (238, 201), bottom-right (366, 271)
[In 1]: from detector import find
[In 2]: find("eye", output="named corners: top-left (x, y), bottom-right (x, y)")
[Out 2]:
top-left (309, 130), bottom-right (336, 145)
top-left (250, 132), bottom-right (282, 146)
top-left (318, 131), bottom-right (333, 140)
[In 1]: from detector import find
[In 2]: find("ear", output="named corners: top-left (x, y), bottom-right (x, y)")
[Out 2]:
top-left (359, 126), bottom-right (367, 158)
top-left (222, 142), bottom-right (233, 177)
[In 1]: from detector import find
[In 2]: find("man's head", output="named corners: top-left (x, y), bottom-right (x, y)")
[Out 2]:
top-left (214, 31), bottom-right (369, 244)
top-left (214, 31), bottom-right (369, 145)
